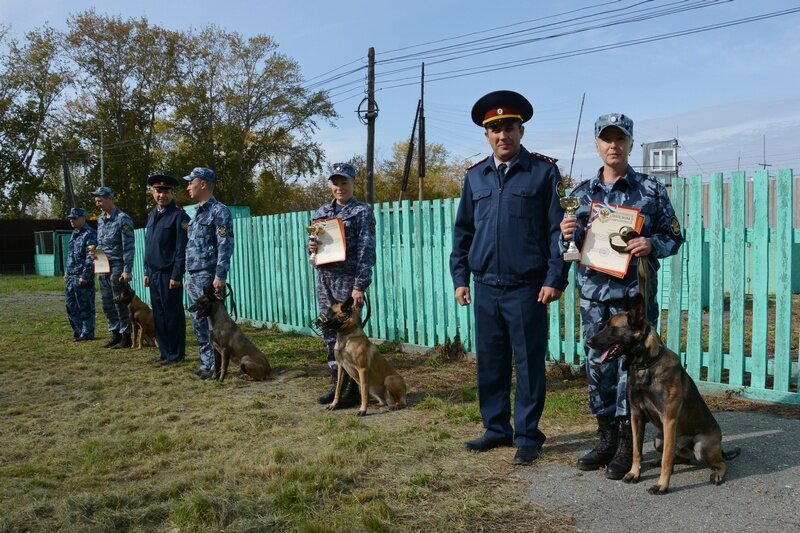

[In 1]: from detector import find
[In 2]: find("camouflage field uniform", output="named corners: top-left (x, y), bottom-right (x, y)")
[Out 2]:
top-left (97, 208), bottom-right (135, 334)
top-left (312, 197), bottom-right (376, 367)
top-left (185, 197), bottom-right (234, 372)
top-left (567, 166), bottom-right (683, 417)
top-left (65, 224), bottom-right (97, 339)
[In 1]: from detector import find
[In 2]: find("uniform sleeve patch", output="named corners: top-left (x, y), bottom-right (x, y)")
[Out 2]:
top-left (671, 216), bottom-right (681, 235)
top-left (556, 181), bottom-right (565, 198)
top-left (122, 223), bottom-right (131, 232)
top-left (181, 220), bottom-right (189, 230)
top-left (218, 225), bottom-right (226, 236)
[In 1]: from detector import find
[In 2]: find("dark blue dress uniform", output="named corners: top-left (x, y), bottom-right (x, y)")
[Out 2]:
top-left (145, 177), bottom-right (190, 362)
top-left (566, 165), bottom-right (683, 418)
top-left (451, 144), bottom-right (569, 450)
top-left (65, 209), bottom-right (97, 340)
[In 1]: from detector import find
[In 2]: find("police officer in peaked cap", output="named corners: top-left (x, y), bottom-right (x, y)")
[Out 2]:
top-left (144, 174), bottom-right (190, 364)
top-left (451, 90), bottom-right (569, 465)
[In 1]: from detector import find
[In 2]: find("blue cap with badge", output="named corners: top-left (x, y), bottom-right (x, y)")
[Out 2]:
top-left (471, 90), bottom-right (534, 127)
top-left (328, 162), bottom-right (356, 181)
top-left (90, 186), bottom-right (114, 197)
top-left (595, 113), bottom-right (634, 138)
top-left (67, 207), bottom-right (87, 219)
top-left (182, 167), bottom-right (216, 183)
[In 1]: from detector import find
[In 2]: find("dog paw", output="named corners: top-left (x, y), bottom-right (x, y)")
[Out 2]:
top-left (709, 473), bottom-right (724, 486)
top-left (356, 410), bottom-right (367, 417)
top-left (326, 403), bottom-right (338, 411)
top-left (623, 473), bottom-right (639, 484)
top-left (647, 484), bottom-right (668, 495)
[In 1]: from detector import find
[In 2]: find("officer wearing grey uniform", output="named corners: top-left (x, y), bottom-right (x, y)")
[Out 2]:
top-left (64, 207), bottom-right (97, 341)
top-left (451, 90), bottom-right (569, 466)
top-left (91, 186), bottom-right (135, 348)
top-left (561, 113), bottom-right (684, 479)
top-left (184, 167), bottom-right (234, 379)
top-left (309, 163), bottom-right (376, 407)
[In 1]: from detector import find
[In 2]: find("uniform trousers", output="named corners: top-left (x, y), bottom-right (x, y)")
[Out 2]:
top-left (473, 281), bottom-right (548, 448)
top-left (186, 271), bottom-right (215, 371)
top-left (98, 261), bottom-right (130, 333)
top-left (315, 269), bottom-right (355, 368)
top-left (149, 270), bottom-right (186, 362)
top-left (580, 294), bottom-right (659, 419)
top-left (65, 275), bottom-right (95, 339)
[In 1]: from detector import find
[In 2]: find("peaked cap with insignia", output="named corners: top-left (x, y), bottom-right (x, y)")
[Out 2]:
top-left (471, 90), bottom-right (534, 127)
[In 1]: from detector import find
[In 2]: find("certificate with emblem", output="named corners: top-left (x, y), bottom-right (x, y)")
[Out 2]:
top-left (92, 248), bottom-right (111, 275)
top-left (579, 201), bottom-right (643, 278)
top-left (312, 218), bottom-right (347, 266)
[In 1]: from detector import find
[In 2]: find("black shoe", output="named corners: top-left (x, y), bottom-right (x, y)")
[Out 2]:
top-left (160, 359), bottom-right (178, 365)
top-left (513, 446), bottom-right (541, 465)
top-left (103, 331), bottom-right (121, 348)
top-left (577, 415), bottom-right (619, 471)
top-left (151, 357), bottom-right (165, 364)
top-left (78, 336), bottom-right (94, 341)
top-left (112, 332), bottom-right (132, 349)
top-left (606, 418), bottom-right (633, 480)
top-left (463, 435), bottom-right (513, 452)
top-left (337, 373), bottom-right (361, 408)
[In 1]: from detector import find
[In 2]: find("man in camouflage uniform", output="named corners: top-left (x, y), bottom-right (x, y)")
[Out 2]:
top-left (184, 167), bottom-right (234, 380)
top-left (308, 163), bottom-right (376, 408)
top-left (64, 207), bottom-right (97, 341)
top-left (560, 113), bottom-right (684, 479)
top-left (91, 186), bottom-right (135, 349)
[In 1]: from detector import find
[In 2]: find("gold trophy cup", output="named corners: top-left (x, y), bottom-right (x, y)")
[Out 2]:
top-left (306, 224), bottom-right (324, 264)
top-left (559, 196), bottom-right (581, 262)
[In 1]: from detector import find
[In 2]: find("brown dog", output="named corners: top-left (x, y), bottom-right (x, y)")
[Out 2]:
top-left (589, 293), bottom-right (740, 495)
top-left (319, 297), bottom-right (406, 416)
top-left (113, 284), bottom-right (158, 349)
top-left (188, 285), bottom-right (272, 382)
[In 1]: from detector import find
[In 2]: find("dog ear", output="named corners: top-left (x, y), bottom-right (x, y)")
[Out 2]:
top-left (627, 293), bottom-right (646, 327)
top-left (342, 296), bottom-right (355, 311)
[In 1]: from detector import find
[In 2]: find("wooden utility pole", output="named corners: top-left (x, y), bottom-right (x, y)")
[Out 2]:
top-left (61, 148), bottom-right (76, 209)
top-left (366, 47), bottom-right (376, 204)
top-left (568, 92), bottom-right (585, 186)
top-left (418, 63), bottom-right (425, 202)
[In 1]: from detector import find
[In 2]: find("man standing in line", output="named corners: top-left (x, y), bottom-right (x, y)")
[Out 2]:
top-left (144, 174), bottom-right (190, 365)
top-left (64, 207), bottom-right (97, 341)
top-left (184, 167), bottom-right (234, 380)
top-left (450, 90), bottom-right (569, 465)
top-left (91, 186), bottom-right (135, 349)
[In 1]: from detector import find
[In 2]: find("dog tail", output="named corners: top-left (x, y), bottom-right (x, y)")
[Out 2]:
top-left (274, 369), bottom-right (306, 382)
top-left (722, 447), bottom-right (741, 460)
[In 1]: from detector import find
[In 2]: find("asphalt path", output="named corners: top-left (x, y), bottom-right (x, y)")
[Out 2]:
top-left (517, 411), bottom-right (800, 532)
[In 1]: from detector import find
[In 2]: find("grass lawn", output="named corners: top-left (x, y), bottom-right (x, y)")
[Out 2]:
top-left (0, 276), bottom-right (595, 532)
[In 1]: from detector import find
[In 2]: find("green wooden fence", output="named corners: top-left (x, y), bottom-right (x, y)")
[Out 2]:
top-left (128, 169), bottom-right (798, 405)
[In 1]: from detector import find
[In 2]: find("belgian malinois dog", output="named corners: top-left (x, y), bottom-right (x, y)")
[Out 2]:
top-left (317, 297), bottom-right (407, 416)
top-left (188, 285), bottom-right (272, 382)
top-left (589, 293), bottom-right (740, 495)
top-left (113, 284), bottom-right (158, 349)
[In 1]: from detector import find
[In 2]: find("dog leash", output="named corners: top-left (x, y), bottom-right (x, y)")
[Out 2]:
top-left (221, 282), bottom-right (239, 322)
top-left (308, 292), bottom-right (372, 337)
top-left (608, 226), bottom-right (653, 317)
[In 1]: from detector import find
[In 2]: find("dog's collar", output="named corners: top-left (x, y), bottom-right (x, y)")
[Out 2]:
top-left (630, 326), bottom-right (667, 370)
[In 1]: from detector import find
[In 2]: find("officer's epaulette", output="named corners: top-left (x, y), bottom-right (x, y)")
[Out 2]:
top-left (466, 155), bottom-right (490, 171)
top-left (531, 152), bottom-right (558, 165)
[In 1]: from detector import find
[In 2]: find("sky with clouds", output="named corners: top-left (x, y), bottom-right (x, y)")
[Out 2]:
top-left (2, 0), bottom-right (799, 180)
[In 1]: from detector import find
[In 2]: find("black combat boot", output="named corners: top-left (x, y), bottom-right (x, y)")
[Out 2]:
top-left (112, 331), bottom-right (132, 349)
top-left (337, 372), bottom-right (362, 409)
top-left (317, 368), bottom-right (338, 404)
top-left (605, 417), bottom-right (633, 480)
top-left (103, 331), bottom-right (121, 348)
top-left (576, 415), bottom-right (619, 471)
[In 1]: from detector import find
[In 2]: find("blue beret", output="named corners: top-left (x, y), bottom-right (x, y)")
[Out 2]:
top-left (595, 113), bottom-right (634, 138)
top-left (90, 186), bottom-right (114, 197)
top-left (68, 207), bottom-right (87, 219)
top-left (183, 167), bottom-right (216, 183)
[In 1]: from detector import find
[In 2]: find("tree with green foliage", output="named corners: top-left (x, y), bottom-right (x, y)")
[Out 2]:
top-left (375, 141), bottom-right (463, 203)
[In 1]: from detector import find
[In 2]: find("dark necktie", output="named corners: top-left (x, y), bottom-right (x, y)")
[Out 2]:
top-left (498, 163), bottom-right (507, 186)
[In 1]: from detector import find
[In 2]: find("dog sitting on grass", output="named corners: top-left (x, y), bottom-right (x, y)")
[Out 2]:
top-left (188, 285), bottom-right (272, 382)
top-left (113, 284), bottom-right (158, 349)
